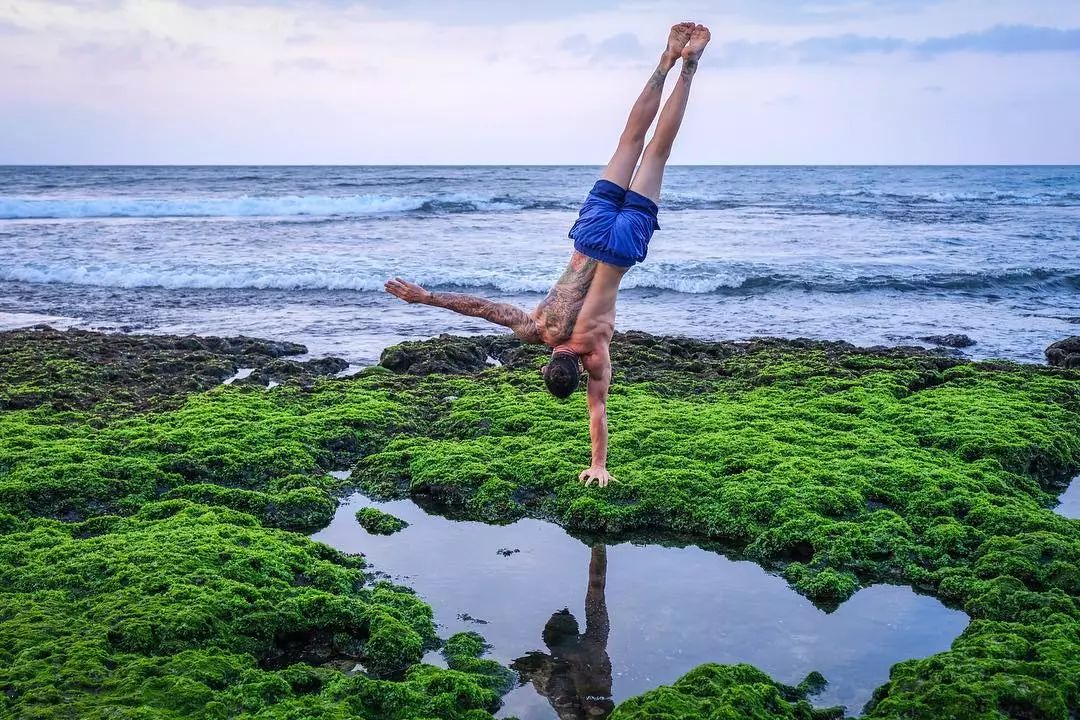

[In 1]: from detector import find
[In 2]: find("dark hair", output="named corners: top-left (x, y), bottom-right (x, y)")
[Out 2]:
top-left (543, 352), bottom-right (580, 399)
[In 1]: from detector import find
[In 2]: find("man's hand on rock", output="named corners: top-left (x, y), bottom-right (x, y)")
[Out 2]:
top-left (579, 466), bottom-right (617, 488)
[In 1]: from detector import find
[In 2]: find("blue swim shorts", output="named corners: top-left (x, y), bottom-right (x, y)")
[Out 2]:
top-left (568, 179), bottom-right (660, 268)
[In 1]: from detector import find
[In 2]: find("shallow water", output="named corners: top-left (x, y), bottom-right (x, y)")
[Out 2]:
top-left (311, 490), bottom-right (970, 717)
top-left (1057, 477), bottom-right (1080, 519)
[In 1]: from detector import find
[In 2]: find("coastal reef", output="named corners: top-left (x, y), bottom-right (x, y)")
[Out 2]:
top-left (2, 326), bottom-right (1079, 719)
top-left (0, 328), bottom-right (505, 720)
top-left (356, 506), bottom-right (410, 535)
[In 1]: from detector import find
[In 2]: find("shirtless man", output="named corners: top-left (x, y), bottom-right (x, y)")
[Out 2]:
top-left (385, 22), bottom-right (710, 488)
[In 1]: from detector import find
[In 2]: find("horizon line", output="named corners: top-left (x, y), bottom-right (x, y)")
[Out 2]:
top-left (3, 163), bottom-right (1079, 168)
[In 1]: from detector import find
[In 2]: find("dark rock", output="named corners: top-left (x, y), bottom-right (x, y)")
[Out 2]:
top-left (918, 334), bottom-right (976, 348)
top-left (0, 326), bottom-right (338, 412)
top-left (378, 332), bottom-right (963, 393)
top-left (380, 334), bottom-right (492, 374)
top-left (496, 548), bottom-right (520, 557)
top-left (1045, 336), bottom-right (1080, 368)
top-left (456, 613), bottom-right (489, 625)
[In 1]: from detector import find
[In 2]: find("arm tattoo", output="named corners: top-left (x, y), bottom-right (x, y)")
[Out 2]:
top-left (537, 254), bottom-right (598, 340)
top-left (427, 292), bottom-right (541, 343)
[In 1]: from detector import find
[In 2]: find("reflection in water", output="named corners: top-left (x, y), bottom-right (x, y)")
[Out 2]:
top-left (311, 491), bottom-right (970, 716)
top-left (513, 545), bottom-right (614, 719)
top-left (1055, 476), bottom-right (1080, 519)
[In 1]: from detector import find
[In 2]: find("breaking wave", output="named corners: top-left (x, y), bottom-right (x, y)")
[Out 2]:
top-left (3, 186), bottom-right (1077, 220)
top-left (0, 193), bottom-right (538, 219)
top-left (2, 263), bottom-right (1076, 296)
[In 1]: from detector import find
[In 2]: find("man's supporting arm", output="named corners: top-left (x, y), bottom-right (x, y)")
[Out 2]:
top-left (579, 352), bottom-right (614, 487)
top-left (385, 277), bottom-right (541, 342)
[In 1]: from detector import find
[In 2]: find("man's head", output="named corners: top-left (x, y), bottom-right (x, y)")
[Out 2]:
top-left (542, 350), bottom-right (580, 399)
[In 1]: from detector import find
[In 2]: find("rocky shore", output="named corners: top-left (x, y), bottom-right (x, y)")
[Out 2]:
top-left (1, 326), bottom-right (1078, 719)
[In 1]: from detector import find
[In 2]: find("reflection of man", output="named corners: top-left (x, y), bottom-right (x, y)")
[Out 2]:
top-left (512, 545), bottom-right (614, 719)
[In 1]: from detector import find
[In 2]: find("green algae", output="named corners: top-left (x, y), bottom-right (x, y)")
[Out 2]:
top-left (609, 664), bottom-right (843, 720)
top-left (357, 335), bottom-right (1080, 718)
top-left (356, 507), bottom-right (410, 535)
top-left (2, 329), bottom-right (1080, 718)
top-left (0, 502), bottom-right (507, 719)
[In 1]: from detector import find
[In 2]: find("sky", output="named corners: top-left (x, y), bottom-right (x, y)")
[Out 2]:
top-left (1, 0), bottom-right (1079, 164)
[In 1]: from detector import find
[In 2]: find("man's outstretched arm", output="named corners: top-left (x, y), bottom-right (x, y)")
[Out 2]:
top-left (385, 277), bottom-right (542, 343)
top-left (579, 352), bottom-right (615, 488)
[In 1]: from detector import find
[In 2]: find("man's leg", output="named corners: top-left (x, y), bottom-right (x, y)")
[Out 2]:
top-left (599, 22), bottom-right (694, 189)
top-left (629, 24), bottom-right (711, 203)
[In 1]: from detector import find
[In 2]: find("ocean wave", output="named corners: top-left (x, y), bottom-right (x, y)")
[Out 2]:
top-left (0, 193), bottom-right (525, 219)
top-left (830, 189), bottom-right (1080, 205)
top-left (5, 187), bottom-right (1076, 220)
top-left (2, 263), bottom-right (1076, 297)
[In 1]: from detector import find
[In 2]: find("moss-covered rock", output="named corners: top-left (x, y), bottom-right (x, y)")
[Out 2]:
top-left (0, 501), bottom-right (504, 719)
top-left (610, 664), bottom-right (844, 720)
top-left (3, 328), bottom-right (1080, 719)
top-left (356, 507), bottom-right (410, 535)
top-left (0, 325), bottom-right (343, 412)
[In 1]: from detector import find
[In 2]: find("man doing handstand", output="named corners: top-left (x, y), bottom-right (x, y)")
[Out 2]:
top-left (386, 22), bottom-right (710, 488)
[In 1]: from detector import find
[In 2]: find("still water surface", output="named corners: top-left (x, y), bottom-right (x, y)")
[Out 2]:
top-left (312, 490), bottom-right (970, 718)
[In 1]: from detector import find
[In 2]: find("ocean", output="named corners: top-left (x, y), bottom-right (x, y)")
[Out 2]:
top-left (1, 165), bottom-right (1077, 364)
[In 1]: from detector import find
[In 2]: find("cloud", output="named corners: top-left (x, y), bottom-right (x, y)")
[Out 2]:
top-left (0, 19), bottom-right (27, 35)
top-left (58, 36), bottom-right (219, 70)
top-left (916, 24), bottom-right (1080, 55)
top-left (173, 0), bottom-right (625, 24)
top-left (764, 94), bottom-right (801, 107)
top-left (793, 33), bottom-right (906, 63)
top-left (558, 33), bottom-right (591, 56)
top-left (713, 24), bottom-right (1080, 66)
top-left (557, 31), bottom-right (647, 65)
top-left (284, 33), bottom-right (319, 45)
top-left (592, 32), bottom-right (646, 62)
top-left (275, 57), bottom-right (330, 71)
top-left (717, 0), bottom-right (945, 23)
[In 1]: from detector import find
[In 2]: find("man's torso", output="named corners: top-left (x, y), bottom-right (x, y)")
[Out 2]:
top-left (533, 251), bottom-right (625, 354)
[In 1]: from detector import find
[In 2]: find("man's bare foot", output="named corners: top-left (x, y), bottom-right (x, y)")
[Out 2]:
top-left (682, 23), bottom-right (710, 64)
top-left (663, 22), bottom-right (694, 66)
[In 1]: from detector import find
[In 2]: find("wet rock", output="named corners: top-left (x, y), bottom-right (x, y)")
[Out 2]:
top-left (457, 613), bottom-right (490, 625)
top-left (355, 507), bottom-right (409, 535)
top-left (243, 356), bottom-right (350, 387)
top-left (378, 331), bottom-right (963, 393)
top-left (0, 326), bottom-right (345, 411)
top-left (1046, 336), bottom-right (1080, 368)
top-left (918, 333), bottom-right (976, 348)
top-left (380, 334), bottom-right (493, 374)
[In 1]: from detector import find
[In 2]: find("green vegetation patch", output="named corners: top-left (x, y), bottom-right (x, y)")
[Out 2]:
top-left (358, 334), bottom-right (1080, 718)
top-left (0, 501), bottom-right (505, 719)
top-left (357, 506), bottom-right (410, 535)
top-left (610, 664), bottom-right (843, 720)
top-left (2, 329), bottom-right (1080, 718)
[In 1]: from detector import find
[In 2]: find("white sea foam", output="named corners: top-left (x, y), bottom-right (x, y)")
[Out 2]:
top-left (4, 261), bottom-right (1074, 296)
top-left (0, 193), bottom-right (518, 219)
top-left (0, 262), bottom-right (752, 294)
